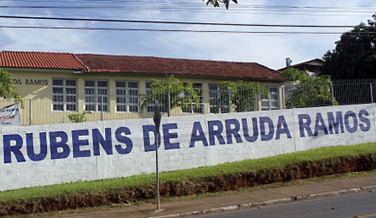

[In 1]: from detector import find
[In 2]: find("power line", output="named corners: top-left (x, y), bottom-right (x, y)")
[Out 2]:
top-left (0, 11), bottom-right (372, 19)
top-left (0, 2), bottom-right (375, 13)
top-left (1, 1), bottom-right (374, 19)
top-left (0, 5), bottom-right (128, 9)
top-left (1, 1), bottom-right (375, 10)
top-left (1, 25), bottom-right (376, 35)
top-left (0, 15), bottom-right (357, 28)
top-left (0, 5), bottom-right (374, 14)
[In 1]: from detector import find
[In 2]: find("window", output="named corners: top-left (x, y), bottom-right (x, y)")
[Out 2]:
top-left (85, 80), bottom-right (108, 112)
top-left (182, 83), bottom-right (203, 114)
top-left (261, 86), bottom-right (280, 111)
top-left (116, 81), bottom-right (139, 112)
top-left (52, 79), bottom-right (77, 111)
top-left (145, 82), bottom-right (167, 113)
top-left (209, 84), bottom-right (229, 113)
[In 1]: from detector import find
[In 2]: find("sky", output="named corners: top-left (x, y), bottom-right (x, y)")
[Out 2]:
top-left (0, 0), bottom-right (375, 70)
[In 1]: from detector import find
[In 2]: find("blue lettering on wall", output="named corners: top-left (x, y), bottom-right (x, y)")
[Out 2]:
top-left (260, 117), bottom-right (274, 141)
top-left (242, 118), bottom-right (258, 142)
top-left (313, 113), bottom-right (329, 136)
top-left (163, 123), bottom-right (180, 150)
top-left (143, 125), bottom-right (161, 152)
top-left (299, 114), bottom-right (313, 137)
top-left (225, 119), bottom-right (242, 144)
top-left (115, 127), bottom-right (133, 155)
top-left (327, 112), bottom-right (344, 134)
top-left (359, 110), bottom-right (371, 132)
top-left (276, 116), bottom-right (292, 139)
top-left (344, 111), bottom-right (358, 133)
top-left (0, 108), bottom-right (372, 165)
top-left (190, 121), bottom-right (209, 147)
top-left (3, 134), bottom-right (25, 163)
top-left (208, 120), bottom-right (226, 146)
top-left (50, 131), bottom-right (70, 160)
top-left (72, 129), bottom-right (90, 158)
top-left (93, 128), bottom-right (113, 156)
top-left (26, 132), bottom-right (47, 162)
top-left (298, 109), bottom-right (371, 138)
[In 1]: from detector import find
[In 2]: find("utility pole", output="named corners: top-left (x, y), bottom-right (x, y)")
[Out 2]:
top-left (153, 100), bottom-right (161, 210)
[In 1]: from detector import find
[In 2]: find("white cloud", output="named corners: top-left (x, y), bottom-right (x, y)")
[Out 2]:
top-left (1, 28), bottom-right (93, 53)
top-left (0, 8), bottom-right (96, 53)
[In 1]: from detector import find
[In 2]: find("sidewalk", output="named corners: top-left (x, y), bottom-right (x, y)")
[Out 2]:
top-left (48, 174), bottom-right (376, 218)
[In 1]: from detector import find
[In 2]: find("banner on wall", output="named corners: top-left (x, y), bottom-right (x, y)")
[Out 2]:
top-left (0, 103), bottom-right (21, 126)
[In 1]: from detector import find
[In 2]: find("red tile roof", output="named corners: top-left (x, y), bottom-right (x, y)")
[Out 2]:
top-left (76, 54), bottom-right (284, 81)
top-left (0, 51), bottom-right (87, 71)
top-left (0, 51), bottom-right (284, 81)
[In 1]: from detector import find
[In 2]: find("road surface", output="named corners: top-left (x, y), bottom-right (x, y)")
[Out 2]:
top-left (194, 191), bottom-right (376, 218)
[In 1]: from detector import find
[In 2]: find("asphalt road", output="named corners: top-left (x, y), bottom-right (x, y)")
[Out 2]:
top-left (194, 191), bottom-right (376, 218)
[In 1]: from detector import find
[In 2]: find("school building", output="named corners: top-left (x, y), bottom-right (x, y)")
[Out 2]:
top-left (0, 51), bottom-right (286, 126)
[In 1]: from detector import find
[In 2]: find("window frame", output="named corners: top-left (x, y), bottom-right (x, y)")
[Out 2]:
top-left (84, 79), bottom-right (109, 112)
top-left (261, 86), bottom-right (280, 111)
top-left (115, 80), bottom-right (139, 113)
top-left (51, 78), bottom-right (77, 112)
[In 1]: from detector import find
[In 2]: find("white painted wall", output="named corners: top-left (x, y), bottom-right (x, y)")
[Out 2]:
top-left (0, 104), bottom-right (375, 191)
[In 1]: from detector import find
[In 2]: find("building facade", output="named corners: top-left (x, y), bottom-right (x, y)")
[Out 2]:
top-left (0, 51), bottom-right (286, 126)
top-left (278, 58), bottom-right (324, 78)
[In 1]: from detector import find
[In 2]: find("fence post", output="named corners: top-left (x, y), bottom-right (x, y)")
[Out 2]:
top-left (218, 90), bottom-right (222, 114)
top-left (29, 99), bottom-right (32, 126)
top-left (330, 82), bottom-right (335, 106)
top-left (227, 88), bottom-right (231, 113)
top-left (282, 86), bottom-right (286, 110)
top-left (101, 95), bottom-right (104, 121)
top-left (167, 89), bottom-right (171, 117)
top-left (370, 83), bottom-right (374, 103)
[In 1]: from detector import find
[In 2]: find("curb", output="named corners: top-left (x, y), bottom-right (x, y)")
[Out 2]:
top-left (150, 185), bottom-right (376, 218)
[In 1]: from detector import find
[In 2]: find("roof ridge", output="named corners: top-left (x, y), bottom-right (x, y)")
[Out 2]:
top-left (1, 50), bottom-right (73, 55)
top-left (76, 53), bottom-right (258, 64)
top-left (72, 54), bottom-right (89, 72)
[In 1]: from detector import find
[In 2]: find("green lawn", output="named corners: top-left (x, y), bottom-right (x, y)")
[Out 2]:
top-left (0, 142), bottom-right (375, 204)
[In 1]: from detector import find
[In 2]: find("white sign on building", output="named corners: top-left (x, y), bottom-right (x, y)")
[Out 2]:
top-left (0, 103), bottom-right (21, 126)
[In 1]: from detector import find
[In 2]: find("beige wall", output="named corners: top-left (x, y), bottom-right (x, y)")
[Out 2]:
top-left (2, 68), bottom-right (284, 126)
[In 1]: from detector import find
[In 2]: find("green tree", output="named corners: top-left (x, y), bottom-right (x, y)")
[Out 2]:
top-left (205, 0), bottom-right (238, 9)
top-left (283, 68), bottom-right (336, 108)
top-left (321, 13), bottom-right (376, 79)
top-left (68, 111), bottom-right (92, 123)
top-left (0, 68), bottom-right (22, 106)
top-left (212, 81), bottom-right (268, 113)
top-left (139, 75), bottom-right (201, 114)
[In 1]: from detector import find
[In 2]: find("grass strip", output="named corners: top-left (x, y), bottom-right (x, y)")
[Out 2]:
top-left (0, 142), bottom-right (375, 204)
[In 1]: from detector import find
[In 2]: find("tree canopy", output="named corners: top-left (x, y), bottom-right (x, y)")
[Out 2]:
top-left (0, 68), bottom-right (22, 105)
top-left (283, 68), bottom-right (336, 108)
top-left (139, 75), bottom-right (201, 114)
top-left (205, 0), bottom-right (238, 9)
top-left (139, 76), bottom-right (267, 114)
top-left (321, 13), bottom-right (376, 79)
top-left (214, 81), bottom-right (267, 112)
